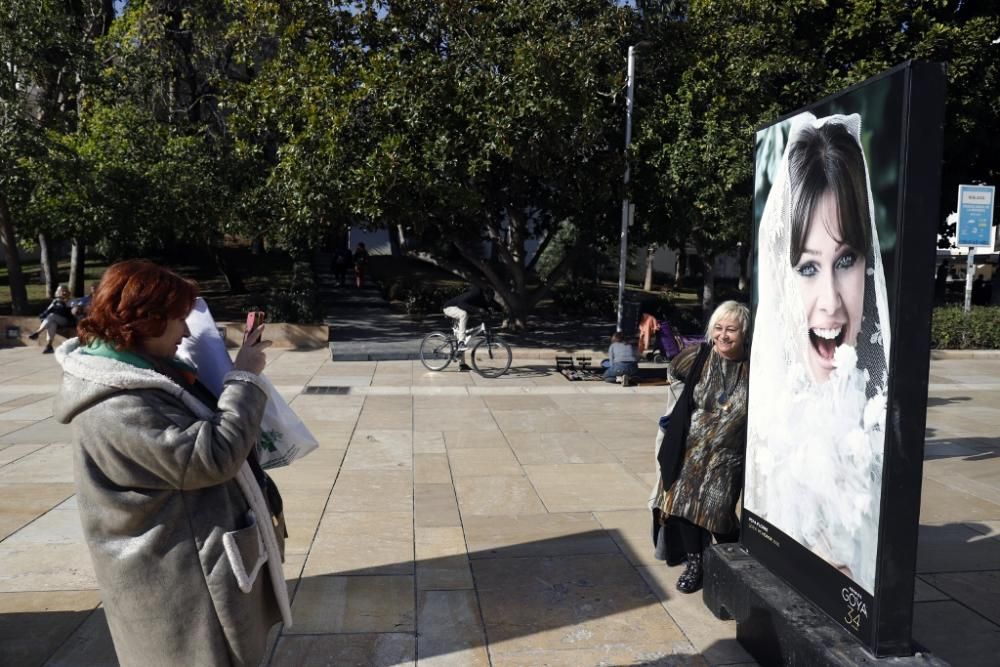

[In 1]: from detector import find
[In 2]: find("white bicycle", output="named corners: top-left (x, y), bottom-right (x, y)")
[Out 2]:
top-left (418, 320), bottom-right (513, 377)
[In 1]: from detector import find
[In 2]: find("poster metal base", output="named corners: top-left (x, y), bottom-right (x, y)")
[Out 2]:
top-left (703, 544), bottom-right (949, 667)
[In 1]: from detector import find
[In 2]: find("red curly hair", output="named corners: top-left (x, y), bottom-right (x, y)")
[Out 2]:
top-left (78, 260), bottom-right (199, 350)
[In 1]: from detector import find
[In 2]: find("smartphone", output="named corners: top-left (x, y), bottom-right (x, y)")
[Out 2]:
top-left (243, 310), bottom-right (266, 343)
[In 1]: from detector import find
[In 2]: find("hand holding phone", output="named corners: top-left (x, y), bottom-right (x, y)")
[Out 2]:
top-left (235, 311), bottom-right (270, 375)
top-left (243, 310), bottom-right (266, 344)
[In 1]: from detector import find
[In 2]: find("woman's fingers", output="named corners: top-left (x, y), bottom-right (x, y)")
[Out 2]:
top-left (234, 325), bottom-right (271, 375)
top-left (246, 323), bottom-right (264, 345)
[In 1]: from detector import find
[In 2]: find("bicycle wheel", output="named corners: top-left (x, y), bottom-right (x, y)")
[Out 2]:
top-left (470, 338), bottom-right (512, 377)
top-left (419, 332), bottom-right (454, 371)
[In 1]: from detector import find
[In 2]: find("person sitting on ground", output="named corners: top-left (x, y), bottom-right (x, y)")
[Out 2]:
top-left (28, 284), bottom-right (76, 354)
top-left (442, 285), bottom-right (493, 371)
top-left (603, 331), bottom-right (639, 386)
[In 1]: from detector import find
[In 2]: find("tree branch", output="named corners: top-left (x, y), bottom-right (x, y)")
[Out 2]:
top-left (528, 236), bottom-right (586, 309)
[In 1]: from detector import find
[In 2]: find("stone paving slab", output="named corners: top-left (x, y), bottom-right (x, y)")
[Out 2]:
top-left (0, 346), bottom-right (996, 666)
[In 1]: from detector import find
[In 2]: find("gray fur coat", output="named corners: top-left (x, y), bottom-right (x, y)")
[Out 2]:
top-left (54, 338), bottom-right (291, 667)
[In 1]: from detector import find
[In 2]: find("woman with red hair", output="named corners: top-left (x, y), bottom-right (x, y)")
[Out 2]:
top-left (53, 259), bottom-right (290, 666)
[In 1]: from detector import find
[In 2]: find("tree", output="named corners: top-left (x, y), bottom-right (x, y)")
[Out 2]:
top-left (0, 0), bottom-right (113, 308)
top-left (632, 0), bottom-right (1000, 313)
top-left (81, 0), bottom-right (263, 284)
top-left (227, 0), bottom-right (635, 328)
top-left (353, 0), bottom-right (636, 327)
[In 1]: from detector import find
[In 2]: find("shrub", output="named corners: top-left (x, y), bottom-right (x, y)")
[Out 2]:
top-left (553, 280), bottom-right (616, 317)
top-left (404, 288), bottom-right (439, 317)
top-left (386, 280), bottom-right (410, 302)
top-left (257, 261), bottom-right (321, 324)
top-left (930, 306), bottom-right (1000, 349)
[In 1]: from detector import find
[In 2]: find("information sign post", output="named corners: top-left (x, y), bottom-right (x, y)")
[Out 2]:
top-left (956, 184), bottom-right (996, 311)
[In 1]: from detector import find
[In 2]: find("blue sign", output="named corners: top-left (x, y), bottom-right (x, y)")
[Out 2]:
top-left (956, 184), bottom-right (995, 248)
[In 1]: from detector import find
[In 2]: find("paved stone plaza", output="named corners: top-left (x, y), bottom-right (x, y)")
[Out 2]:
top-left (0, 346), bottom-right (997, 666)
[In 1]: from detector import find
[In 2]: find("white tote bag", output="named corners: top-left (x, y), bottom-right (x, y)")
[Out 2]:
top-left (178, 298), bottom-right (318, 468)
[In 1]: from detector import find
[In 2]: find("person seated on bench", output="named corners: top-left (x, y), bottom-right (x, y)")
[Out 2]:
top-left (603, 331), bottom-right (638, 386)
top-left (28, 284), bottom-right (76, 354)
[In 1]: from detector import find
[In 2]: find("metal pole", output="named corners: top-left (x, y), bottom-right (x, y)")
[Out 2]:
top-left (616, 45), bottom-right (637, 331)
top-left (964, 249), bottom-right (975, 313)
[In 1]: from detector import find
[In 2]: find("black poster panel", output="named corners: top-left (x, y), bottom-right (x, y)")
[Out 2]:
top-left (743, 62), bottom-right (947, 657)
top-left (873, 61), bottom-right (947, 656)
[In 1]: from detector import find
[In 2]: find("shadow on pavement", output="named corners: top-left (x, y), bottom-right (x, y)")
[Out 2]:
top-left (7, 530), bottom-right (733, 666)
top-left (8, 522), bottom-right (994, 665)
top-left (923, 436), bottom-right (1000, 462)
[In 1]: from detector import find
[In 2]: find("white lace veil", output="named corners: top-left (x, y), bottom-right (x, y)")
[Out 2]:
top-left (745, 113), bottom-right (891, 592)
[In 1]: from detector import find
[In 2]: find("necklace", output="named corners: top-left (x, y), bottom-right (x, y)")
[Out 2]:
top-left (714, 352), bottom-right (742, 413)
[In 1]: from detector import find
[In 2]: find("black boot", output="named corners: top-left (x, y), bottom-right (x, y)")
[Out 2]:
top-left (676, 552), bottom-right (703, 593)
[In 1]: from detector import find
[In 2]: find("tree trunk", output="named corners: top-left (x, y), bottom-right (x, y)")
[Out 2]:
top-left (701, 253), bottom-right (716, 315)
top-left (501, 294), bottom-right (530, 331)
top-left (0, 194), bottom-right (29, 314)
top-left (643, 245), bottom-right (656, 291)
top-left (213, 247), bottom-right (245, 293)
top-left (738, 242), bottom-right (749, 292)
top-left (38, 232), bottom-right (59, 298)
top-left (69, 238), bottom-right (86, 296)
top-left (674, 251), bottom-right (687, 289)
top-left (389, 225), bottom-right (402, 257)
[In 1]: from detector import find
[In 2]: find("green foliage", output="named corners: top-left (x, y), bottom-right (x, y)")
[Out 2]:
top-left (552, 280), bottom-right (616, 318)
top-left (253, 261), bottom-right (320, 324)
top-left (4, 0), bottom-right (999, 328)
top-left (403, 283), bottom-right (465, 318)
top-left (931, 306), bottom-right (1000, 349)
top-left (633, 0), bottom-right (1000, 261)
top-left (226, 0), bottom-right (635, 326)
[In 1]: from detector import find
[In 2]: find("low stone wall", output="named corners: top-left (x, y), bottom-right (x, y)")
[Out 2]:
top-left (0, 316), bottom-right (75, 349)
top-left (215, 321), bottom-right (328, 349)
top-left (0, 316), bottom-right (329, 350)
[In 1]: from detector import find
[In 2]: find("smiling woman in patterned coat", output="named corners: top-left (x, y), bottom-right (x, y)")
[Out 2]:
top-left (653, 300), bottom-right (750, 594)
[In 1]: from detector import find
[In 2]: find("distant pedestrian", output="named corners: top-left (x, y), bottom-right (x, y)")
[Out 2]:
top-left (27, 284), bottom-right (76, 354)
top-left (992, 266), bottom-right (1000, 306)
top-left (935, 261), bottom-right (948, 301)
top-left (353, 242), bottom-right (369, 288)
top-left (332, 247), bottom-right (350, 286)
top-left (971, 274), bottom-right (990, 306)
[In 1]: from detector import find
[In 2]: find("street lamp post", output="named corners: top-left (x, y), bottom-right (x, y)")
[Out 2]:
top-left (616, 45), bottom-right (638, 332)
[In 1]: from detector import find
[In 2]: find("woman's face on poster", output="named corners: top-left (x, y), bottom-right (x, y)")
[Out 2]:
top-left (793, 191), bottom-right (866, 383)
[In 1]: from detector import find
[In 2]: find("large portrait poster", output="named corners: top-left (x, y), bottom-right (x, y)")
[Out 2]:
top-left (742, 63), bottom-right (946, 655)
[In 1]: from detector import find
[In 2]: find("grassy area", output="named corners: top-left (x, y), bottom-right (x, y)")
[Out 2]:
top-left (1, 248), bottom-right (300, 321)
top-left (0, 259), bottom-right (108, 315)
